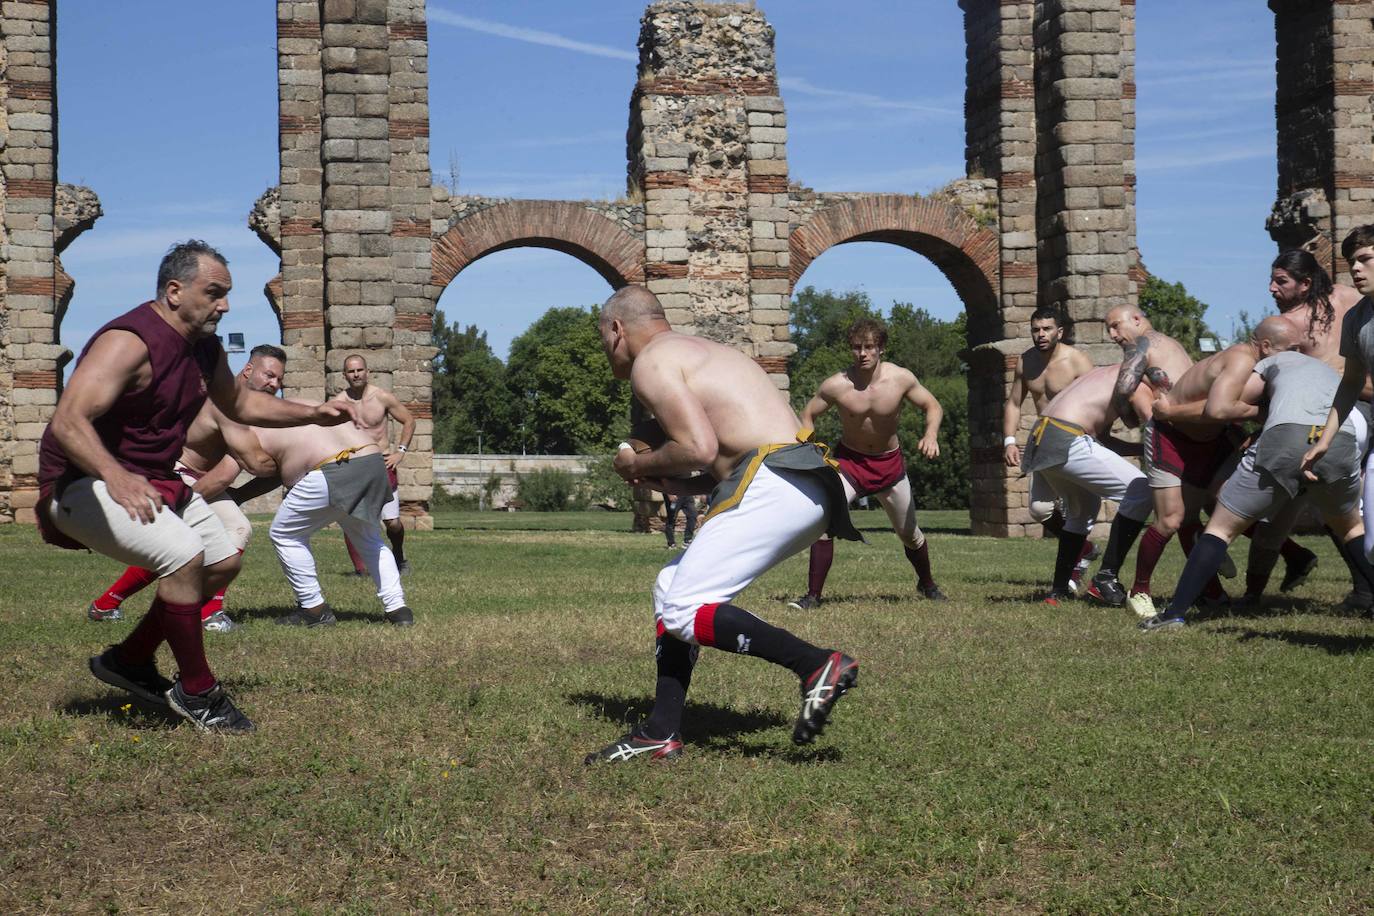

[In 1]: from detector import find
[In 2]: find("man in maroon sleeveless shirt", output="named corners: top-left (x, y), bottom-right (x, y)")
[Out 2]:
top-left (40, 240), bottom-right (362, 733)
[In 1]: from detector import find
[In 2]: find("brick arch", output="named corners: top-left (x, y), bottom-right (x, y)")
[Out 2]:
top-left (431, 200), bottom-right (645, 294)
top-left (790, 195), bottom-right (1001, 345)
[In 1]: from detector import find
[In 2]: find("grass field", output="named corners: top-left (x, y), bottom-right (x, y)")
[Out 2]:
top-left (2, 508), bottom-right (1373, 912)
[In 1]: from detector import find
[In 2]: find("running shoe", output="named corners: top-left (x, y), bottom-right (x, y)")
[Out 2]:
top-left (397, 560), bottom-right (412, 576)
top-left (918, 583), bottom-right (949, 601)
top-left (793, 651), bottom-right (859, 745)
top-left (166, 680), bottom-right (256, 734)
top-left (1126, 591), bottom-right (1156, 619)
top-left (1042, 588), bottom-right (1074, 607)
top-left (787, 594), bottom-right (822, 611)
top-left (1085, 571), bottom-right (1127, 607)
top-left (384, 605), bottom-right (415, 627)
top-left (1138, 613), bottom-right (1186, 633)
top-left (274, 603), bottom-right (337, 627)
top-left (88, 647), bottom-right (173, 707)
top-left (584, 726), bottom-right (684, 764)
top-left (87, 602), bottom-right (123, 623)
top-left (202, 610), bottom-right (238, 633)
top-left (1279, 550), bottom-right (1319, 592)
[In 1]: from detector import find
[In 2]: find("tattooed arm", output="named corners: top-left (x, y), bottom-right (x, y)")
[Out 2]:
top-left (1112, 334), bottom-right (1152, 423)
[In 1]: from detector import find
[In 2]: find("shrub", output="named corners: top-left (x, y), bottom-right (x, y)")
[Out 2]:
top-left (579, 453), bottom-right (632, 510)
top-left (516, 468), bottom-right (580, 512)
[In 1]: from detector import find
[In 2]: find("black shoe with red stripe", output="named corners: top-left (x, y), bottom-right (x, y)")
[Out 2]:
top-left (793, 651), bottom-right (859, 745)
top-left (584, 726), bottom-right (684, 764)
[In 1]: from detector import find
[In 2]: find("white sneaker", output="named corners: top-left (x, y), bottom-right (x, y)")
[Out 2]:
top-left (1126, 592), bottom-right (1156, 620)
top-left (203, 610), bottom-right (238, 633)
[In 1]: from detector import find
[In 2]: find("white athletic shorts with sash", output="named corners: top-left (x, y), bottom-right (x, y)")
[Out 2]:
top-left (655, 462), bottom-right (829, 645)
top-left (1031, 420), bottom-right (1151, 536)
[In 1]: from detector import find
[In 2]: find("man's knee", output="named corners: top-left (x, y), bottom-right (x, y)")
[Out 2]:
top-left (1028, 499), bottom-right (1058, 525)
top-left (385, 518), bottom-right (405, 536)
top-left (898, 526), bottom-right (926, 550)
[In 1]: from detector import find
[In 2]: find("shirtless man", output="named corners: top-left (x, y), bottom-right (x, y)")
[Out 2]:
top-left (42, 240), bottom-right (361, 733)
top-left (585, 286), bottom-right (862, 764)
top-left (256, 408), bottom-right (414, 627)
top-left (1019, 363), bottom-right (1152, 604)
top-left (1003, 306), bottom-right (1096, 586)
top-left (1149, 318), bottom-right (1330, 606)
top-left (786, 317), bottom-right (947, 610)
top-left (1265, 249), bottom-right (1373, 609)
top-left (1141, 347), bottom-right (1374, 630)
top-left (333, 354), bottom-right (416, 574)
top-left (1304, 225), bottom-right (1374, 565)
top-left (1083, 305), bottom-right (1197, 608)
top-left (85, 344), bottom-right (286, 632)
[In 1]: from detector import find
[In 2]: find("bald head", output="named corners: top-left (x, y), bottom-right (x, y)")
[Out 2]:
top-left (344, 354), bottom-right (367, 370)
top-left (1104, 304), bottom-right (1151, 347)
top-left (601, 285), bottom-right (667, 328)
top-left (1254, 315), bottom-right (1297, 350)
top-left (1105, 305), bottom-right (1148, 326)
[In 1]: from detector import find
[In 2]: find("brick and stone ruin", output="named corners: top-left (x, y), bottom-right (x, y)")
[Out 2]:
top-left (3, 0), bottom-right (1372, 535)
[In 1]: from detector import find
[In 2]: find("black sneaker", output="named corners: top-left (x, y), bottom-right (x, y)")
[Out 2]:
top-left (1138, 613), bottom-right (1186, 632)
top-left (384, 605), bottom-right (414, 627)
top-left (1279, 550), bottom-right (1319, 592)
top-left (584, 726), bottom-right (684, 764)
top-left (919, 583), bottom-right (949, 601)
top-left (398, 560), bottom-right (412, 576)
top-left (793, 651), bottom-right (859, 745)
top-left (275, 603), bottom-right (337, 627)
top-left (88, 647), bottom-right (173, 707)
top-left (87, 602), bottom-right (123, 622)
top-left (1338, 590), bottom-right (1374, 615)
top-left (787, 594), bottom-right (822, 611)
top-left (1086, 571), bottom-right (1127, 607)
top-left (166, 680), bottom-right (255, 734)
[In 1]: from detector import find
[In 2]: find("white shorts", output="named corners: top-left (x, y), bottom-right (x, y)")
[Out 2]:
top-left (655, 462), bottom-right (828, 644)
top-left (380, 486), bottom-right (400, 522)
top-left (1035, 435), bottom-right (1152, 535)
top-left (49, 477), bottom-right (238, 577)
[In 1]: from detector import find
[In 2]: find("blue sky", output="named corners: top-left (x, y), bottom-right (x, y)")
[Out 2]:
top-left (56, 0), bottom-right (1277, 372)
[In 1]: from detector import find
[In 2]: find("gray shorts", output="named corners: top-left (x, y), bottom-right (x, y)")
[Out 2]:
top-left (1216, 444), bottom-right (1360, 523)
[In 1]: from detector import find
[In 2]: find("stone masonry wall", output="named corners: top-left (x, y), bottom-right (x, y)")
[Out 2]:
top-left (1268, 1), bottom-right (1374, 286)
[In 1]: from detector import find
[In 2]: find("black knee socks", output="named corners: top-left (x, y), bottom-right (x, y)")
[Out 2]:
top-left (701, 603), bottom-right (829, 678)
top-left (1338, 535), bottom-right (1374, 597)
top-left (644, 633), bottom-right (697, 739)
top-left (1099, 514), bottom-right (1146, 577)
top-left (1165, 533), bottom-right (1230, 618)
top-left (1053, 531), bottom-right (1089, 592)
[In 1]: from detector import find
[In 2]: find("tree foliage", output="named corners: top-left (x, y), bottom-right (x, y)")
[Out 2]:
top-left (431, 313), bottom-right (515, 453)
top-left (1138, 275), bottom-right (1217, 360)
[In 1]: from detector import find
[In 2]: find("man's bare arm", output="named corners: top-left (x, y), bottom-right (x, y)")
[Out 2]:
top-left (906, 377), bottom-right (942, 459)
top-left (378, 390), bottom-right (416, 470)
top-left (1203, 361), bottom-right (1262, 422)
top-left (208, 357), bottom-right (360, 428)
top-left (192, 454), bottom-right (246, 501)
top-left (616, 358), bottom-right (719, 480)
top-left (798, 389), bottom-right (833, 430)
top-left (1001, 357), bottom-right (1027, 467)
top-left (1113, 335), bottom-right (1152, 419)
top-left (48, 331), bottom-right (166, 523)
top-left (217, 413), bottom-right (277, 478)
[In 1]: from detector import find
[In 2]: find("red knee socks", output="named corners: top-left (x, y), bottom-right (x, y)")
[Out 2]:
top-left (94, 565), bottom-right (158, 611)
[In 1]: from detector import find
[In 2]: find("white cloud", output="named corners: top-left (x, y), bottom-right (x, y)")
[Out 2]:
top-left (428, 7), bottom-right (636, 61)
top-left (779, 76), bottom-right (959, 116)
top-left (1135, 146), bottom-right (1271, 172)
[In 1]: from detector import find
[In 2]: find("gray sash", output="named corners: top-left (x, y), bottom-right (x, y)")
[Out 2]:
top-left (320, 452), bottom-right (390, 525)
top-left (706, 441), bottom-right (865, 542)
top-left (1254, 423), bottom-right (1358, 497)
top-left (1020, 416), bottom-right (1087, 474)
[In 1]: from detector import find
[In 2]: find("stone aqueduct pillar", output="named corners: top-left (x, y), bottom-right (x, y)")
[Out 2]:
top-left (3, 1), bottom-right (1373, 536)
top-left (1267, 0), bottom-right (1374, 284)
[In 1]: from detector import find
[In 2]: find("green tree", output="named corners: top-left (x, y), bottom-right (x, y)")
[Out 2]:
top-left (431, 312), bottom-right (517, 453)
top-left (505, 306), bottom-right (631, 453)
top-left (885, 303), bottom-right (967, 378)
top-left (1138, 275), bottom-right (1217, 360)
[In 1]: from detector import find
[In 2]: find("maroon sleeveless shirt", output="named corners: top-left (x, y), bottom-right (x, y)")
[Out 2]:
top-left (37, 302), bottom-right (222, 546)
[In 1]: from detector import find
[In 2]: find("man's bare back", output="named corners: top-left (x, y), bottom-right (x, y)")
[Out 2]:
top-left (254, 400), bottom-right (379, 488)
top-left (633, 332), bottom-right (799, 481)
top-left (1019, 343), bottom-right (1094, 412)
top-left (1041, 364), bottom-right (1123, 437)
top-left (1148, 346), bottom-right (1257, 440)
top-left (818, 362), bottom-right (925, 454)
top-left (1282, 284), bottom-right (1367, 384)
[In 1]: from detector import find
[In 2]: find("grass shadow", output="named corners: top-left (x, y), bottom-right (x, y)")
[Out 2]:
top-left (232, 605), bottom-right (385, 625)
top-left (569, 691), bottom-right (800, 743)
top-left (60, 693), bottom-right (182, 729)
top-left (1215, 625), bottom-right (1374, 656)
